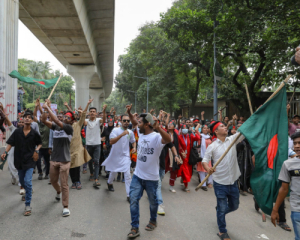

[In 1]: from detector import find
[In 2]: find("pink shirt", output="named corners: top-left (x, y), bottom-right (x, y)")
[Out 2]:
top-left (288, 123), bottom-right (300, 136)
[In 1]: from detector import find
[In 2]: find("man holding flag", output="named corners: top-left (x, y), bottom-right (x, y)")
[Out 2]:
top-left (202, 122), bottom-right (245, 240)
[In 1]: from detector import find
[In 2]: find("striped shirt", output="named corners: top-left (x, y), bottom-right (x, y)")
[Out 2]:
top-left (203, 132), bottom-right (245, 185)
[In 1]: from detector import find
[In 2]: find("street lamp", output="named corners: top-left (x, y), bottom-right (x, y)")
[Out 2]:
top-left (126, 90), bottom-right (137, 113)
top-left (134, 76), bottom-right (149, 113)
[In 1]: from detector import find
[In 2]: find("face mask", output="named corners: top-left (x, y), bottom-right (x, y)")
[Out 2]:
top-left (182, 129), bottom-right (188, 134)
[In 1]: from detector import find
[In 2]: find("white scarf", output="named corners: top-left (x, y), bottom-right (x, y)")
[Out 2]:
top-left (200, 133), bottom-right (211, 158)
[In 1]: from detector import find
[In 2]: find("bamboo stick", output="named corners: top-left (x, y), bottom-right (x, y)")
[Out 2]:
top-left (245, 83), bottom-right (253, 115)
top-left (48, 73), bottom-right (62, 100)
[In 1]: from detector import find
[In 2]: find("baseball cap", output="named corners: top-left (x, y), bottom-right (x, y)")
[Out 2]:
top-left (140, 113), bottom-right (155, 126)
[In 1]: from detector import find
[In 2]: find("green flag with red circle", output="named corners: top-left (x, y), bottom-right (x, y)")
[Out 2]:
top-left (9, 70), bottom-right (59, 88)
top-left (238, 85), bottom-right (288, 215)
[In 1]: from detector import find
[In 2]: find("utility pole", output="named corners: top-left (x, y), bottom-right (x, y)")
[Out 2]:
top-left (213, 20), bottom-right (218, 121)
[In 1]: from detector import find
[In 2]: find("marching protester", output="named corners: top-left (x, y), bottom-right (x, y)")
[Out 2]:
top-left (68, 99), bottom-right (93, 190)
top-left (85, 105), bottom-right (104, 188)
top-left (271, 131), bottom-right (300, 239)
top-left (126, 105), bottom-right (171, 239)
top-left (202, 121), bottom-right (245, 240)
top-left (177, 123), bottom-right (200, 192)
top-left (102, 114), bottom-right (136, 201)
top-left (196, 123), bottom-right (212, 191)
top-left (2, 110), bottom-right (42, 216)
top-left (41, 99), bottom-right (73, 217)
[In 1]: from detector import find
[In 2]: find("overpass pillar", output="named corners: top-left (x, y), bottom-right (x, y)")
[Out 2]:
top-left (0, 0), bottom-right (18, 146)
top-left (67, 65), bottom-right (97, 108)
top-left (89, 89), bottom-right (103, 112)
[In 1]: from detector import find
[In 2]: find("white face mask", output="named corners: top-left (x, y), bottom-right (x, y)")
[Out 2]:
top-left (182, 129), bottom-right (188, 134)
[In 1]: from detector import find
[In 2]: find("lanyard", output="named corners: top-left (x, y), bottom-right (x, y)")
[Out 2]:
top-left (182, 135), bottom-right (188, 148)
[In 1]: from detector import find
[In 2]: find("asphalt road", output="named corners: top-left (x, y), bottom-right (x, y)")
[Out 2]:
top-left (0, 165), bottom-right (295, 240)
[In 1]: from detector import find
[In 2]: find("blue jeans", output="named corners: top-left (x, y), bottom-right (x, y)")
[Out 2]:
top-left (18, 168), bottom-right (34, 206)
top-left (86, 145), bottom-right (101, 180)
top-left (213, 181), bottom-right (240, 233)
top-left (130, 174), bottom-right (159, 229)
top-left (156, 168), bottom-right (165, 205)
top-left (291, 211), bottom-right (300, 240)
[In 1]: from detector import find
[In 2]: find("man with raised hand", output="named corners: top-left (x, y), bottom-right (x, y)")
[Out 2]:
top-left (126, 105), bottom-right (171, 239)
top-left (41, 99), bottom-right (74, 217)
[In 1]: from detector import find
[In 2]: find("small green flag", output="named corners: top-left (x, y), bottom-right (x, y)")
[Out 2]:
top-left (9, 70), bottom-right (59, 88)
top-left (238, 85), bottom-right (288, 215)
top-left (213, 60), bottom-right (224, 81)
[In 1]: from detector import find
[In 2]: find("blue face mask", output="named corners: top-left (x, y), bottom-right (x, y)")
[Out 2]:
top-left (182, 129), bottom-right (188, 134)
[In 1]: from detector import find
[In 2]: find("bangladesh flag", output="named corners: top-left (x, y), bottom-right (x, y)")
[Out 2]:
top-left (238, 85), bottom-right (288, 215)
top-left (9, 70), bottom-right (59, 88)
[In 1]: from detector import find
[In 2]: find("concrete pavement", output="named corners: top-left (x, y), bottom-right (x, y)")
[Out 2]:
top-left (0, 165), bottom-right (294, 240)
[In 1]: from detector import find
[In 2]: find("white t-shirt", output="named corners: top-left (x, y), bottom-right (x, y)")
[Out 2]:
top-left (101, 127), bottom-right (135, 172)
top-left (134, 128), bottom-right (165, 181)
top-left (86, 118), bottom-right (101, 145)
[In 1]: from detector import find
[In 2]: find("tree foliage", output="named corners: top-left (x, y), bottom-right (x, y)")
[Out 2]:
top-left (18, 59), bottom-right (75, 111)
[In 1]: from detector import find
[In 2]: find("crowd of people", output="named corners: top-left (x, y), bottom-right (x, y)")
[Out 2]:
top-left (1, 95), bottom-right (299, 240)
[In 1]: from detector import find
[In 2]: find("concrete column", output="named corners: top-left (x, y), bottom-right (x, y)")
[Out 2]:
top-left (67, 65), bottom-right (97, 108)
top-left (0, 0), bottom-right (19, 145)
top-left (99, 97), bottom-right (105, 110)
top-left (89, 89), bottom-right (104, 112)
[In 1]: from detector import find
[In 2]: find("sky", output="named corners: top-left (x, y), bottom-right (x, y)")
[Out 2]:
top-left (18, 0), bottom-right (175, 79)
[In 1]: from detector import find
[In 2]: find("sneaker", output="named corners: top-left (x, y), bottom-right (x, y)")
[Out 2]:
top-left (20, 188), bottom-right (25, 195)
top-left (48, 179), bottom-right (51, 185)
top-left (38, 173), bottom-right (43, 180)
top-left (107, 183), bottom-right (114, 192)
top-left (44, 175), bottom-right (49, 180)
top-left (169, 186), bottom-right (176, 193)
top-left (11, 177), bottom-right (17, 185)
top-left (56, 193), bottom-right (61, 201)
top-left (62, 208), bottom-right (70, 217)
top-left (157, 205), bottom-right (165, 215)
top-left (201, 186), bottom-right (208, 191)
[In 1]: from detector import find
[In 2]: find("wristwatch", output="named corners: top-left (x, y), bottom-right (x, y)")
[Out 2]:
top-left (35, 150), bottom-right (39, 154)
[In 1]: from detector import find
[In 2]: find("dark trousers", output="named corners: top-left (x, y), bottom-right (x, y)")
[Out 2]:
top-left (278, 200), bottom-right (286, 223)
top-left (69, 167), bottom-right (80, 183)
top-left (213, 181), bottom-right (240, 233)
top-left (36, 148), bottom-right (50, 175)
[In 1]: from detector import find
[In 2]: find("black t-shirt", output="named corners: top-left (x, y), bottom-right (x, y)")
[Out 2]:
top-left (159, 142), bottom-right (174, 170)
top-left (7, 127), bottom-right (42, 170)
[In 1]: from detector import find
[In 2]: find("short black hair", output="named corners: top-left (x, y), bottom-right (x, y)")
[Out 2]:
top-left (139, 113), bottom-right (153, 128)
top-left (121, 114), bottom-right (129, 120)
top-left (23, 110), bottom-right (33, 119)
top-left (291, 132), bottom-right (300, 140)
top-left (89, 107), bottom-right (97, 112)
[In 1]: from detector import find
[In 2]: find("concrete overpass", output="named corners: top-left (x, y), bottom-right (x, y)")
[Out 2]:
top-left (0, 0), bottom-right (115, 116)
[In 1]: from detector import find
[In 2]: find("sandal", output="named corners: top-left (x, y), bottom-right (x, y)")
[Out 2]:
top-left (82, 170), bottom-right (87, 174)
top-left (184, 188), bottom-right (190, 193)
top-left (71, 183), bottom-right (76, 189)
top-left (24, 206), bottom-right (32, 216)
top-left (278, 222), bottom-right (291, 232)
top-left (127, 228), bottom-right (140, 238)
top-left (201, 186), bottom-right (208, 191)
top-left (145, 221), bottom-right (157, 231)
top-left (217, 232), bottom-right (231, 240)
top-left (76, 182), bottom-right (82, 190)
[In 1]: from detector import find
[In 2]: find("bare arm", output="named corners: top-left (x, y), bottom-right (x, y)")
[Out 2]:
top-left (153, 116), bottom-right (171, 144)
top-left (166, 113), bottom-right (170, 126)
top-left (126, 104), bottom-right (138, 128)
top-left (1, 144), bottom-right (12, 160)
top-left (271, 183), bottom-right (289, 227)
top-left (42, 100), bottom-right (63, 128)
top-left (64, 102), bottom-right (73, 112)
top-left (102, 104), bottom-right (107, 124)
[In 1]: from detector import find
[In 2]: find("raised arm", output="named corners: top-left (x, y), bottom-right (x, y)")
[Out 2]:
top-left (102, 104), bottom-right (107, 124)
top-left (126, 104), bottom-right (138, 128)
top-left (219, 110), bottom-right (222, 121)
top-left (166, 113), bottom-right (170, 126)
top-left (64, 102), bottom-right (73, 112)
top-left (41, 99), bottom-right (63, 128)
top-left (153, 116), bottom-right (171, 144)
top-left (177, 114), bottom-right (182, 129)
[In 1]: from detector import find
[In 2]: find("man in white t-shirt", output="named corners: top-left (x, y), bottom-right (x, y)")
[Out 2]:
top-left (126, 105), bottom-right (171, 239)
top-left (85, 104), bottom-right (107, 188)
top-left (101, 114), bottom-right (136, 200)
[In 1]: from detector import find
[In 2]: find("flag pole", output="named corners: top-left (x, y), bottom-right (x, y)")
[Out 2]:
top-left (48, 73), bottom-right (62, 100)
top-left (195, 74), bottom-right (293, 191)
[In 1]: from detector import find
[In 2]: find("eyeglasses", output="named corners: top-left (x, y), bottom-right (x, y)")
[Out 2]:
top-left (122, 120), bottom-right (130, 123)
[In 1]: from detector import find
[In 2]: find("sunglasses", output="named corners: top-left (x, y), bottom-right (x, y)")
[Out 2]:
top-left (122, 120), bottom-right (130, 123)
top-left (63, 116), bottom-right (71, 120)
